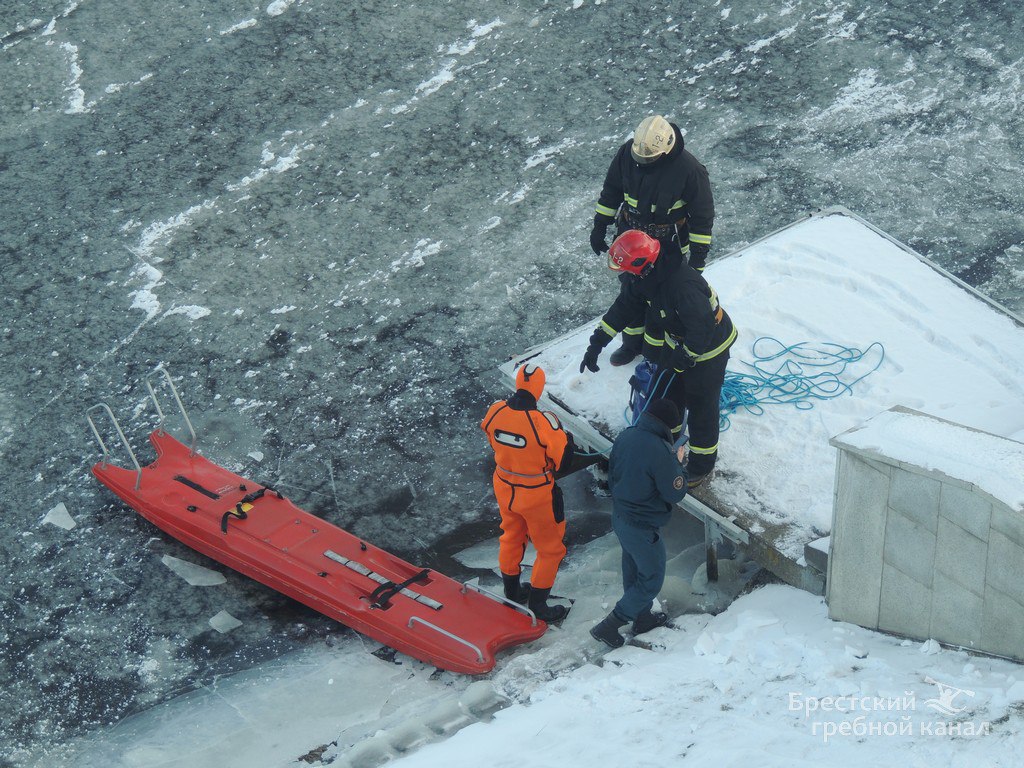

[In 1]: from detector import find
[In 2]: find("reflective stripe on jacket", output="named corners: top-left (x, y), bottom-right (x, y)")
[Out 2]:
top-left (595, 122), bottom-right (714, 251)
top-left (596, 257), bottom-right (736, 368)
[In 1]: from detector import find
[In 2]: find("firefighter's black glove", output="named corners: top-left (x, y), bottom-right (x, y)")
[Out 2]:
top-left (590, 214), bottom-right (613, 255)
top-left (688, 243), bottom-right (710, 272)
top-left (580, 345), bottom-right (602, 373)
top-left (579, 329), bottom-right (610, 373)
top-left (669, 347), bottom-right (697, 372)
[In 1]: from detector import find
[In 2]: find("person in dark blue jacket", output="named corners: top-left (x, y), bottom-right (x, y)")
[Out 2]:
top-left (590, 399), bottom-right (689, 649)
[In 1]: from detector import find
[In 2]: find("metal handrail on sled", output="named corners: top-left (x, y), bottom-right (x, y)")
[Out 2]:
top-left (86, 403), bottom-right (143, 490)
top-left (407, 616), bottom-right (485, 664)
top-left (145, 367), bottom-right (197, 456)
top-left (462, 580), bottom-right (539, 627)
top-left (86, 366), bottom-right (198, 490)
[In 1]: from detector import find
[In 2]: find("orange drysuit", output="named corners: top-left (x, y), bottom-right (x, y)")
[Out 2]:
top-left (481, 374), bottom-right (571, 591)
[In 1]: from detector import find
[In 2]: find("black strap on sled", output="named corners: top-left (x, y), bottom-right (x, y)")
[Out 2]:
top-left (369, 569), bottom-right (431, 609)
top-left (220, 484), bottom-right (284, 533)
top-left (173, 475), bottom-right (221, 499)
top-left (220, 504), bottom-right (248, 533)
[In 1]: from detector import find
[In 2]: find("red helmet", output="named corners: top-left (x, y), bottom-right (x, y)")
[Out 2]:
top-left (608, 230), bottom-right (660, 277)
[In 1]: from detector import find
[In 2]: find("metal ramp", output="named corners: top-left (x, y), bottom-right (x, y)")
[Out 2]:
top-left (498, 348), bottom-right (754, 589)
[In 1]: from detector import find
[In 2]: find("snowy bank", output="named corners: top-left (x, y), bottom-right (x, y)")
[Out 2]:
top-left (389, 585), bottom-right (1024, 768)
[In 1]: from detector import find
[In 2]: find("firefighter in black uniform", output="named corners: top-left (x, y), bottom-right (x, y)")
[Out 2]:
top-left (589, 114), bottom-right (715, 367)
top-left (579, 230), bottom-right (736, 487)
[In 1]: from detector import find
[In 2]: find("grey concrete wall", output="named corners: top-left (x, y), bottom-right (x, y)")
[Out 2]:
top-left (827, 408), bottom-right (1024, 661)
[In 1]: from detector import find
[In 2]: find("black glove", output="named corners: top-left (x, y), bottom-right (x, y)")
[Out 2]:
top-left (580, 344), bottom-right (602, 373)
top-left (688, 243), bottom-right (710, 272)
top-left (590, 215), bottom-right (613, 255)
top-left (669, 346), bottom-right (697, 372)
top-left (579, 329), bottom-right (611, 373)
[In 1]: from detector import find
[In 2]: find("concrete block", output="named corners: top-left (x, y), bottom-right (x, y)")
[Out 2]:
top-left (883, 509), bottom-right (936, 588)
top-left (985, 529), bottom-right (1024, 607)
top-left (990, 502), bottom-right (1024, 548)
top-left (981, 583), bottom-right (1024, 661)
top-left (888, 467), bottom-right (940, 533)
top-left (930, 570), bottom-right (983, 648)
top-left (827, 451), bottom-right (887, 627)
top-left (878, 562), bottom-right (932, 639)
top-left (804, 536), bottom-right (829, 574)
top-left (939, 483), bottom-right (992, 542)
top-left (933, 517), bottom-right (987, 597)
top-left (859, 455), bottom-right (894, 476)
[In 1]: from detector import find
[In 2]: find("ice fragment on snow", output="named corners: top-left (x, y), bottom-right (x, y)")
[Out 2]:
top-left (209, 610), bottom-right (243, 633)
top-left (693, 630), bottom-right (719, 657)
top-left (460, 680), bottom-right (508, 717)
top-left (920, 638), bottom-right (942, 655)
top-left (248, 450), bottom-right (264, 462)
top-left (845, 645), bottom-right (868, 659)
top-left (161, 554), bottom-right (227, 586)
top-left (43, 502), bottom-right (76, 530)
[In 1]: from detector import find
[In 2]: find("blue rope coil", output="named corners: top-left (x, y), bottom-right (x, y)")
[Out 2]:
top-left (719, 337), bottom-right (885, 430)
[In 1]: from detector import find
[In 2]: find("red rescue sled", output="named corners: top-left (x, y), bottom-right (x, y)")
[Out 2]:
top-left (87, 370), bottom-right (547, 675)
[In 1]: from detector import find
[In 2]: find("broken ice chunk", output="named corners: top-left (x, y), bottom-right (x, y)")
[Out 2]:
top-left (209, 610), bottom-right (243, 633)
top-left (161, 554), bottom-right (227, 586)
top-left (43, 502), bottom-right (76, 530)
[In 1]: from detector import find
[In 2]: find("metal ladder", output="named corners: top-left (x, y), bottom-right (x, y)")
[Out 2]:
top-left (86, 367), bottom-right (197, 490)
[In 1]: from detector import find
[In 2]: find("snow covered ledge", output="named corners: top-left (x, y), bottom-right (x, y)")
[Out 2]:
top-left (827, 406), bottom-right (1024, 661)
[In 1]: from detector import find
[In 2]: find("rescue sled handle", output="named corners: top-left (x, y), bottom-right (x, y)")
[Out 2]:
top-left (462, 580), bottom-right (540, 627)
top-left (86, 368), bottom-right (197, 491)
top-left (407, 617), bottom-right (485, 663)
top-left (407, 579), bottom-right (551, 662)
top-left (86, 403), bottom-right (143, 490)
top-left (145, 367), bottom-right (197, 456)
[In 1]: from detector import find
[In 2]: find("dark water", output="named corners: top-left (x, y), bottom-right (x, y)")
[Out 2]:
top-left (2, 0), bottom-right (1022, 762)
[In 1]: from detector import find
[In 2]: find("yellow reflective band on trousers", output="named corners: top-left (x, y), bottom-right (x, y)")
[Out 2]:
top-left (644, 332), bottom-right (664, 347)
top-left (623, 326), bottom-right (644, 336)
top-left (689, 442), bottom-right (719, 455)
top-left (689, 232), bottom-right (712, 245)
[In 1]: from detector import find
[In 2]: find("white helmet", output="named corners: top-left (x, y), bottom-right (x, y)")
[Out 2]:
top-left (631, 115), bottom-right (675, 164)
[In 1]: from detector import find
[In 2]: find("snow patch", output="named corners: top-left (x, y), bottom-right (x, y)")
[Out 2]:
top-left (162, 305), bottom-right (211, 321)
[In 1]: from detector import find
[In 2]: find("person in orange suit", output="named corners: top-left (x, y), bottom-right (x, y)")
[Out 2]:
top-left (481, 364), bottom-right (575, 622)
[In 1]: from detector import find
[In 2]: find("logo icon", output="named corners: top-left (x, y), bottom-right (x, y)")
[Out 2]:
top-left (923, 677), bottom-right (975, 717)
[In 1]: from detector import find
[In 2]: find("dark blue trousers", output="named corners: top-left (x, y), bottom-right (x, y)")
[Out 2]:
top-left (611, 512), bottom-right (666, 621)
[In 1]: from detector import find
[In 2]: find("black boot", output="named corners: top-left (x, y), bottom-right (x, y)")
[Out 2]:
top-left (528, 587), bottom-right (568, 623)
top-left (502, 572), bottom-right (519, 601)
top-left (590, 611), bottom-right (627, 648)
top-left (501, 572), bottom-right (532, 603)
top-left (683, 461), bottom-right (715, 489)
top-left (609, 337), bottom-right (642, 367)
top-left (632, 609), bottom-right (669, 635)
